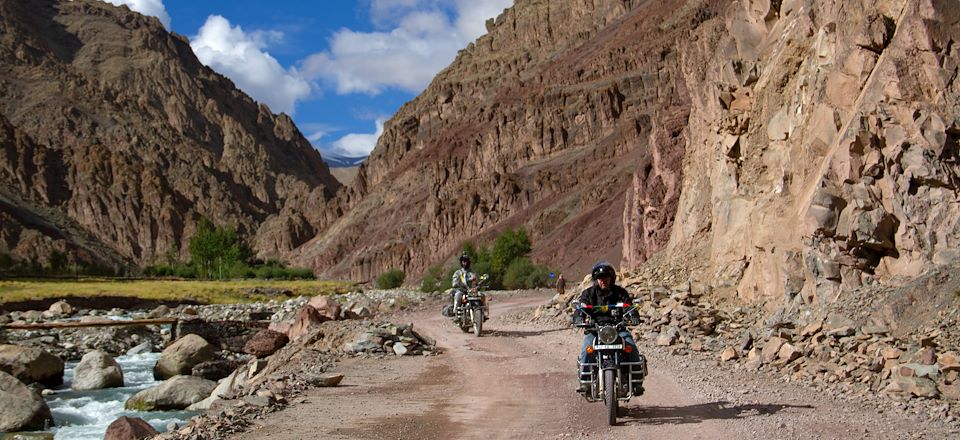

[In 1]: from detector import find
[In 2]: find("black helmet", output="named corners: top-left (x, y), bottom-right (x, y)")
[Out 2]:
top-left (591, 262), bottom-right (616, 284)
top-left (459, 253), bottom-right (471, 264)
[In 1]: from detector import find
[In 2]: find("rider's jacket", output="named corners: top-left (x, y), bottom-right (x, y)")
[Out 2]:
top-left (576, 284), bottom-right (632, 325)
top-left (452, 268), bottom-right (476, 291)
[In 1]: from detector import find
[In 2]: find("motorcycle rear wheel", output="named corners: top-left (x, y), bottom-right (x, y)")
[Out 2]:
top-left (604, 369), bottom-right (617, 425)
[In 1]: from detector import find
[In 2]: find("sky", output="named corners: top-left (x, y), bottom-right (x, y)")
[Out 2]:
top-left (101, 0), bottom-right (513, 158)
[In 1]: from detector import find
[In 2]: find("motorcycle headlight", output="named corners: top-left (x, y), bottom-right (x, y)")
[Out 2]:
top-left (598, 326), bottom-right (618, 344)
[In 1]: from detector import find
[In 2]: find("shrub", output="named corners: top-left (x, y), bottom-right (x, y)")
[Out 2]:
top-left (420, 265), bottom-right (450, 292)
top-left (377, 268), bottom-right (406, 289)
top-left (503, 257), bottom-right (554, 290)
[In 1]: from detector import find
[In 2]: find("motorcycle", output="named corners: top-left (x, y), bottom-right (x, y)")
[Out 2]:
top-left (573, 302), bottom-right (648, 425)
top-left (455, 274), bottom-right (489, 336)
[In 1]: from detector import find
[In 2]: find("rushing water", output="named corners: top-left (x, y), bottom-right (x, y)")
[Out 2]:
top-left (46, 352), bottom-right (197, 440)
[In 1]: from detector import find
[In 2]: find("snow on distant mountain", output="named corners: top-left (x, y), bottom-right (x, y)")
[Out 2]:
top-left (321, 151), bottom-right (367, 168)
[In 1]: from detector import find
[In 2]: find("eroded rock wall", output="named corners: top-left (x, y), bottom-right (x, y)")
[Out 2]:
top-left (0, 0), bottom-right (340, 267)
top-left (291, 0), bottom-right (716, 280)
top-left (634, 0), bottom-right (960, 308)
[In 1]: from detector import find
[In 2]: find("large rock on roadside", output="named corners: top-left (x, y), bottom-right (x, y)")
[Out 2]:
top-left (287, 306), bottom-right (330, 341)
top-left (191, 360), bottom-right (239, 381)
top-left (885, 376), bottom-right (939, 398)
top-left (655, 326), bottom-right (680, 346)
top-left (761, 337), bottom-right (786, 363)
top-left (153, 334), bottom-right (215, 380)
top-left (73, 350), bottom-right (124, 391)
top-left (307, 296), bottom-right (342, 321)
top-left (186, 362), bottom-right (252, 411)
top-left (125, 375), bottom-right (216, 411)
top-left (0, 345), bottom-right (64, 387)
top-left (103, 416), bottom-right (158, 440)
top-left (243, 330), bottom-right (289, 358)
top-left (0, 370), bottom-right (54, 432)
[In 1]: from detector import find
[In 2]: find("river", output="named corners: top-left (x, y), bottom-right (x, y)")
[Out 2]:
top-left (46, 352), bottom-right (196, 439)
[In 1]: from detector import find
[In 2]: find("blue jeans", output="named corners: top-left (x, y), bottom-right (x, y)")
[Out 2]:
top-left (579, 330), bottom-right (640, 373)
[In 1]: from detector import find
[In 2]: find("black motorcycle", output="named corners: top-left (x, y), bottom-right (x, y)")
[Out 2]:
top-left (454, 274), bottom-right (489, 336)
top-left (573, 302), bottom-right (647, 425)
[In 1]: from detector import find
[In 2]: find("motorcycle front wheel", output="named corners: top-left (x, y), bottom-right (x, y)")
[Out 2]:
top-left (473, 308), bottom-right (483, 337)
top-left (604, 369), bottom-right (617, 425)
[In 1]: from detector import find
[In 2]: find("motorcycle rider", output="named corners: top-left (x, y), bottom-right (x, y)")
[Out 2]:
top-left (451, 253), bottom-right (488, 321)
top-left (574, 262), bottom-right (642, 394)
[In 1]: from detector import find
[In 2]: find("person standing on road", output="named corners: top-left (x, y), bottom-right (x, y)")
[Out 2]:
top-left (557, 273), bottom-right (566, 296)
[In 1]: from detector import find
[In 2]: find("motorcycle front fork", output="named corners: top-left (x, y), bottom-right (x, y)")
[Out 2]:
top-left (578, 364), bottom-right (645, 400)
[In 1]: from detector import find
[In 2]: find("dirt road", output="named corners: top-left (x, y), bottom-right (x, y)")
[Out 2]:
top-left (231, 293), bottom-right (955, 439)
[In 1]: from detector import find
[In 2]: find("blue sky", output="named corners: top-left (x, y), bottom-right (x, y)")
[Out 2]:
top-left (102, 0), bottom-right (513, 158)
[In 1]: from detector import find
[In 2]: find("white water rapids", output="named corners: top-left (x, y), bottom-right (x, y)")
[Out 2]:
top-left (46, 352), bottom-right (196, 439)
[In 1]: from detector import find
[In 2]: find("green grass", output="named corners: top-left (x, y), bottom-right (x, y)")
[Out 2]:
top-left (0, 278), bottom-right (357, 305)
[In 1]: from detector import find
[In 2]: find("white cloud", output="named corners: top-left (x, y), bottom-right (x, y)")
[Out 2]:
top-left (301, 0), bottom-right (512, 95)
top-left (190, 15), bottom-right (311, 115)
top-left (330, 118), bottom-right (386, 156)
top-left (453, 0), bottom-right (511, 41)
top-left (102, 0), bottom-right (171, 29)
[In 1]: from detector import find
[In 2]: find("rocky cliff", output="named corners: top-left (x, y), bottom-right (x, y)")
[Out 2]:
top-left (291, 0), bottom-right (703, 280)
top-left (637, 0), bottom-right (960, 311)
top-left (0, 0), bottom-right (340, 268)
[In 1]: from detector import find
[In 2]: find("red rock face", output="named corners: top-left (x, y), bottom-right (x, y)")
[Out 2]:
top-left (0, 0), bottom-right (339, 268)
top-left (290, 0), bottom-right (705, 280)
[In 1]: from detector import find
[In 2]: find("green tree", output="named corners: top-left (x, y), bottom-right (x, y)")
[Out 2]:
top-left (188, 218), bottom-right (253, 279)
top-left (47, 251), bottom-right (68, 274)
top-left (0, 253), bottom-right (15, 269)
top-left (491, 227), bottom-right (531, 275)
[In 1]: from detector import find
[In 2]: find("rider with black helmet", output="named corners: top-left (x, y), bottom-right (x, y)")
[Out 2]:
top-left (451, 253), bottom-right (486, 320)
top-left (574, 262), bottom-right (642, 393)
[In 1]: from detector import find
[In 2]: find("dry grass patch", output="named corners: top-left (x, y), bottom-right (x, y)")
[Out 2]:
top-left (0, 279), bottom-right (356, 305)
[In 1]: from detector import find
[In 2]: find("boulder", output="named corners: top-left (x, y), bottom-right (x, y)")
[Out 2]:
top-left (938, 351), bottom-right (960, 372)
top-left (744, 347), bottom-right (763, 370)
top-left (186, 363), bottom-right (251, 411)
top-left (885, 376), bottom-right (939, 398)
top-left (761, 337), bottom-right (786, 363)
top-left (307, 373), bottom-right (344, 387)
top-left (344, 306), bottom-right (373, 320)
top-left (153, 334), bottom-right (216, 380)
top-left (719, 347), bottom-right (738, 362)
top-left (126, 342), bottom-right (153, 356)
top-left (0, 370), bottom-right (54, 432)
top-left (0, 345), bottom-right (64, 387)
top-left (47, 301), bottom-right (73, 316)
top-left (776, 343), bottom-right (801, 364)
top-left (147, 305), bottom-right (170, 319)
top-left (190, 360), bottom-right (239, 381)
top-left (103, 416), bottom-right (158, 440)
top-left (898, 363), bottom-right (939, 379)
top-left (307, 296), bottom-right (342, 321)
top-left (287, 306), bottom-right (330, 341)
top-left (72, 350), bottom-right (124, 391)
top-left (243, 330), bottom-right (289, 358)
top-left (655, 327), bottom-right (680, 347)
top-left (267, 322), bottom-right (292, 335)
top-left (125, 375), bottom-right (216, 411)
